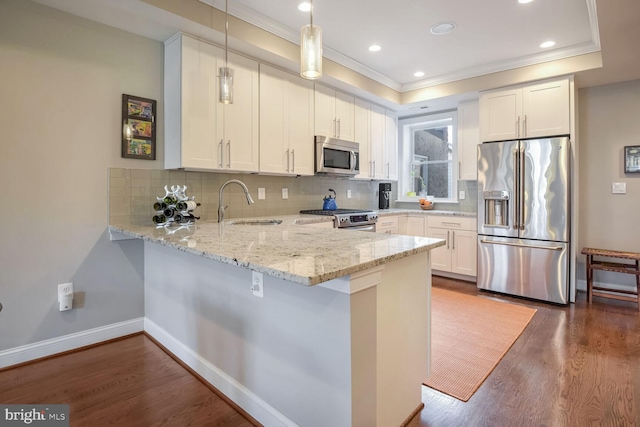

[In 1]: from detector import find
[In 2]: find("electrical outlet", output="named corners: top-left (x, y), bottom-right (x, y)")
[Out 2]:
top-left (258, 188), bottom-right (266, 200)
top-left (251, 272), bottom-right (264, 298)
top-left (282, 188), bottom-right (288, 199)
top-left (347, 189), bottom-right (352, 199)
top-left (58, 282), bottom-right (73, 311)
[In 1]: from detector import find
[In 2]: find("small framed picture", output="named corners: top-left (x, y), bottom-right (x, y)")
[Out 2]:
top-left (122, 94), bottom-right (156, 160)
top-left (625, 145), bottom-right (640, 173)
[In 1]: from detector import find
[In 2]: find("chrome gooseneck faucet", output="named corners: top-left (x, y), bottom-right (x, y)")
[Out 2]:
top-left (218, 179), bottom-right (254, 222)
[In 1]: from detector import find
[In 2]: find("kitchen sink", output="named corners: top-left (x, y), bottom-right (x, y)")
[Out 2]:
top-left (228, 219), bottom-right (283, 225)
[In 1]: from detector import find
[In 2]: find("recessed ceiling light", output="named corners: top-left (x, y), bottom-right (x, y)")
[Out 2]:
top-left (540, 41), bottom-right (556, 48)
top-left (430, 22), bottom-right (456, 35)
top-left (368, 45), bottom-right (381, 52)
top-left (414, 71), bottom-right (425, 78)
top-left (298, 2), bottom-right (311, 12)
top-left (518, 0), bottom-right (534, 3)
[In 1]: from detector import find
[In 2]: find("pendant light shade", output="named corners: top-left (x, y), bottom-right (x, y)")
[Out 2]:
top-left (219, 0), bottom-right (233, 104)
top-left (219, 66), bottom-right (233, 104)
top-left (300, 0), bottom-right (322, 79)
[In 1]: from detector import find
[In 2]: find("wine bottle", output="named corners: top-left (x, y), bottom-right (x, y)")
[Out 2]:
top-left (163, 195), bottom-right (178, 205)
top-left (163, 207), bottom-right (176, 218)
top-left (153, 201), bottom-right (167, 211)
top-left (176, 200), bottom-right (200, 211)
top-left (152, 214), bottom-right (166, 224)
top-left (175, 213), bottom-right (200, 223)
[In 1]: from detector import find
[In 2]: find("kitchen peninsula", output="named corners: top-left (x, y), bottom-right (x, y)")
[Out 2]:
top-left (109, 217), bottom-right (444, 427)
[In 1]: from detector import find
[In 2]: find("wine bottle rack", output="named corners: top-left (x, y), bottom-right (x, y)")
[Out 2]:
top-left (152, 185), bottom-right (200, 226)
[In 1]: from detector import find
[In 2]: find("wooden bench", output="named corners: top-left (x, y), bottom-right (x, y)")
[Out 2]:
top-left (581, 247), bottom-right (640, 310)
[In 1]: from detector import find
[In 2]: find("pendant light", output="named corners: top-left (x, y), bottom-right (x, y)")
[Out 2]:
top-left (300, 0), bottom-right (322, 80)
top-left (219, 0), bottom-right (233, 104)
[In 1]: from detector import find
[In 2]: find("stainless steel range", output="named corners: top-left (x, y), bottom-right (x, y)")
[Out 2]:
top-left (300, 209), bottom-right (378, 231)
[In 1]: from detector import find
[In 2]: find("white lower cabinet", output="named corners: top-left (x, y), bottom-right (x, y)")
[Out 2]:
top-left (426, 215), bottom-right (477, 277)
top-left (376, 215), bottom-right (399, 234)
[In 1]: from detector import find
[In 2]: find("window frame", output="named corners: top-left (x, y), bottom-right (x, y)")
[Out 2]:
top-left (397, 111), bottom-right (459, 203)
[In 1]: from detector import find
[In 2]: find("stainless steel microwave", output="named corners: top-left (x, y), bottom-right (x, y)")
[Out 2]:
top-left (315, 136), bottom-right (359, 177)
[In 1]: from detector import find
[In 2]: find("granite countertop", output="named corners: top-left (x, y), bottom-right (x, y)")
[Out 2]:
top-left (377, 209), bottom-right (476, 217)
top-left (109, 215), bottom-right (445, 287)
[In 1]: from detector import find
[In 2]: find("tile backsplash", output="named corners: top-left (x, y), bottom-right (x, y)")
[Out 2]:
top-left (109, 168), bottom-right (379, 225)
top-left (109, 168), bottom-right (478, 225)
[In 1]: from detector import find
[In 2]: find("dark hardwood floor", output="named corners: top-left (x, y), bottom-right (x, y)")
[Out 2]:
top-left (0, 334), bottom-right (256, 427)
top-left (2, 277), bottom-right (639, 427)
top-left (413, 276), bottom-right (640, 427)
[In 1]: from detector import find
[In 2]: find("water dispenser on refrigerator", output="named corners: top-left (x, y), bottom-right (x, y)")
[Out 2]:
top-left (482, 190), bottom-right (509, 227)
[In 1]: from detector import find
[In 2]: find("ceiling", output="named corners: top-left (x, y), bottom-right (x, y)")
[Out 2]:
top-left (28, 0), bottom-right (640, 112)
top-left (201, 0), bottom-right (598, 92)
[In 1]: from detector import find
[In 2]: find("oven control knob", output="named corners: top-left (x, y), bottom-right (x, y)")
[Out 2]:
top-left (340, 217), bottom-right (347, 223)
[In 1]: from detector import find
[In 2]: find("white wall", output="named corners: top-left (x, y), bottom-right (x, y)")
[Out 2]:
top-left (0, 0), bottom-right (164, 351)
top-left (578, 80), bottom-right (640, 288)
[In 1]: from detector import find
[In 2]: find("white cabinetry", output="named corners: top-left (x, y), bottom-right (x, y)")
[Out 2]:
top-left (376, 215), bottom-right (399, 235)
top-left (479, 78), bottom-right (570, 142)
top-left (354, 98), bottom-right (370, 179)
top-left (259, 64), bottom-right (314, 176)
top-left (369, 105), bottom-right (398, 180)
top-left (426, 216), bottom-right (477, 277)
top-left (164, 33), bottom-right (259, 172)
top-left (315, 84), bottom-right (355, 141)
top-left (457, 100), bottom-right (480, 181)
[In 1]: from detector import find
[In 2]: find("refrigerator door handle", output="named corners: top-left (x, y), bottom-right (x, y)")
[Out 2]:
top-left (480, 239), bottom-right (564, 251)
top-left (513, 148), bottom-right (520, 230)
top-left (519, 145), bottom-right (525, 231)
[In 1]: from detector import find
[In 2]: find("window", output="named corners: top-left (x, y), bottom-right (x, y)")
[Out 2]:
top-left (398, 111), bottom-right (458, 202)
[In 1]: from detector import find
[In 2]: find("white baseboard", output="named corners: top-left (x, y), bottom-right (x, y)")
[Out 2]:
top-left (0, 318), bottom-right (144, 369)
top-left (144, 318), bottom-right (297, 427)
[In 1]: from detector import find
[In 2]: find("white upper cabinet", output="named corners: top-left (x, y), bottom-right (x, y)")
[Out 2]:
top-left (314, 84), bottom-right (355, 141)
top-left (259, 64), bottom-right (314, 176)
top-left (223, 52), bottom-right (259, 172)
top-left (370, 104), bottom-right (385, 179)
top-left (457, 99), bottom-right (480, 181)
top-left (384, 112), bottom-right (398, 181)
top-left (164, 33), bottom-right (258, 172)
top-left (369, 104), bottom-right (398, 180)
top-left (354, 98), bottom-right (371, 179)
top-left (479, 78), bottom-right (570, 142)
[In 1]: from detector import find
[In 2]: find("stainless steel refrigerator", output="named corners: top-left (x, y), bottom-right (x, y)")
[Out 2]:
top-left (477, 136), bottom-right (570, 304)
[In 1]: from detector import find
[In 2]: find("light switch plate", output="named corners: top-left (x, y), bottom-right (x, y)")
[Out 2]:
top-left (347, 189), bottom-right (352, 199)
top-left (612, 182), bottom-right (626, 194)
top-left (282, 188), bottom-right (288, 199)
top-left (459, 190), bottom-right (466, 200)
top-left (258, 188), bottom-right (266, 200)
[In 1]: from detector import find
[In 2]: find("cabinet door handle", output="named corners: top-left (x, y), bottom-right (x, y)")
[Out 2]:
top-left (227, 141), bottom-right (231, 168)
top-left (446, 230), bottom-right (450, 250)
top-left (386, 162), bottom-right (390, 178)
top-left (219, 139), bottom-right (224, 168)
top-left (458, 161), bottom-right (461, 179)
top-left (333, 119), bottom-right (336, 137)
top-left (286, 149), bottom-right (290, 172)
top-left (516, 116), bottom-right (520, 138)
top-left (337, 119), bottom-right (341, 138)
top-left (372, 160), bottom-right (376, 177)
top-left (452, 230), bottom-right (455, 250)
top-left (523, 114), bottom-right (527, 137)
top-left (291, 149), bottom-right (295, 172)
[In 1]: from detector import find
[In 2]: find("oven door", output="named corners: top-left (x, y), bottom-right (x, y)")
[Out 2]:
top-left (340, 224), bottom-right (376, 232)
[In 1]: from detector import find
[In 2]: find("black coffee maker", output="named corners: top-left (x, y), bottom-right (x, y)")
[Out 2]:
top-left (379, 183), bottom-right (391, 209)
